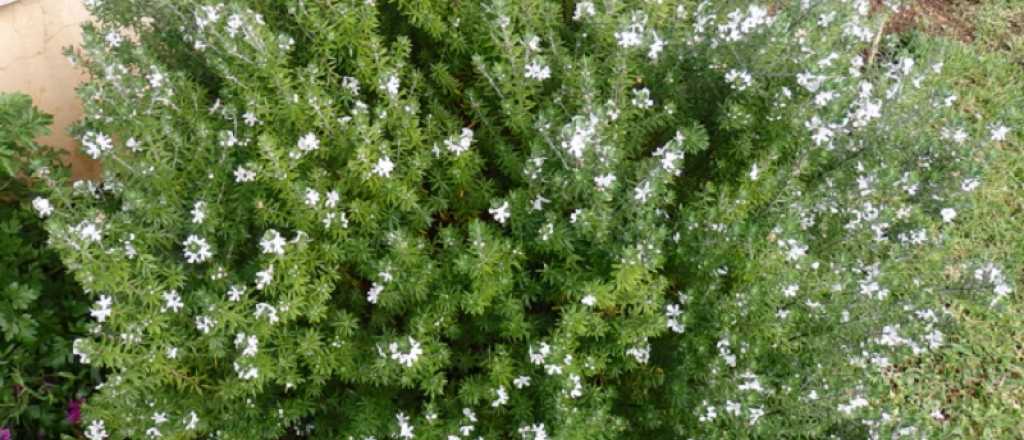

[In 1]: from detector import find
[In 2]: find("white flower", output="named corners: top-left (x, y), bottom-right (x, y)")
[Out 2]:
top-left (373, 155), bottom-right (395, 178)
top-left (183, 411), bottom-right (199, 430)
top-left (260, 229), bottom-right (286, 255)
top-left (126, 137), bottom-right (141, 152)
top-left (654, 138), bottom-right (685, 176)
top-left (243, 112), bottom-right (260, 126)
top-left (85, 419), bottom-right (108, 440)
top-left (234, 166), bottom-right (256, 183)
top-left (233, 361), bottom-right (258, 380)
top-left (342, 76), bottom-right (360, 94)
top-left (32, 197), bottom-right (54, 218)
top-left (594, 173), bottom-right (616, 191)
top-left (166, 346), bottom-right (178, 359)
top-left (513, 375), bottom-right (531, 389)
top-left (615, 12), bottom-right (646, 48)
top-left (182, 235), bottom-right (213, 263)
top-left (780, 239), bottom-right (807, 261)
top-left (152, 412), bottom-right (168, 425)
top-left (814, 90), bottom-right (837, 107)
top-left (725, 400), bottom-right (741, 416)
top-left (381, 74), bottom-right (401, 97)
top-left (445, 127), bottom-right (475, 155)
top-left (581, 294), bottom-right (597, 307)
top-left (489, 201), bottom-right (511, 225)
top-left (389, 337), bottom-right (423, 367)
top-left (162, 290), bottom-right (184, 313)
top-left (194, 5), bottom-right (222, 30)
top-left (573, 1), bottom-right (596, 20)
top-left (226, 14), bottom-right (244, 37)
top-left (191, 201), bottom-right (207, 224)
top-left (940, 208), bottom-right (957, 223)
top-left (529, 343), bottom-right (551, 365)
top-left (218, 131), bottom-right (240, 150)
top-left (925, 329), bottom-right (944, 349)
top-left (396, 412), bottom-right (415, 439)
top-left (666, 304), bottom-right (685, 333)
top-left (227, 285), bottom-right (245, 302)
top-left (838, 396), bottom-right (869, 415)
top-left (367, 282), bottom-right (384, 304)
top-left (569, 208), bottom-right (583, 224)
top-left (323, 211), bottom-right (349, 229)
top-left (105, 31), bottom-right (123, 47)
top-left (616, 29), bottom-right (643, 48)
top-left (530, 194), bottom-right (550, 211)
top-left (783, 284), bottom-right (799, 298)
top-left (518, 423), bottom-right (549, 440)
top-left (195, 315), bottom-right (216, 334)
top-left (254, 302), bottom-right (279, 324)
top-left (561, 115), bottom-right (599, 159)
top-left (568, 373), bottom-right (583, 398)
top-left (255, 265), bottom-right (274, 290)
top-left (698, 402), bottom-right (717, 422)
top-left (82, 132), bottom-right (114, 159)
top-left (667, 316), bottom-right (685, 334)
top-left (304, 188), bottom-right (321, 207)
top-left (648, 32), bottom-right (664, 60)
top-left (525, 60), bottom-right (551, 81)
top-left (725, 69), bottom-right (753, 91)
top-left (811, 125), bottom-right (834, 147)
top-left (797, 72), bottom-right (825, 92)
top-left (631, 87), bottom-right (654, 109)
top-left (749, 164), bottom-right (760, 181)
top-left (738, 371), bottom-right (764, 393)
top-left (626, 341), bottom-right (651, 364)
top-left (491, 386), bottom-right (509, 407)
top-left (748, 407), bottom-right (765, 426)
top-left (297, 132), bottom-right (320, 152)
top-left (633, 181), bottom-right (652, 203)
top-left (325, 190), bottom-right (340, 208)
top-left (961, 178), bottom-right (980, 192)
top-left (147, 68), bottom-right (166, 90)
top-left (90, 295), bottom-right (113, 323)
top-left (951, 128), bottom-right (969, 144)
top-left (991, 124), bottom-right (1010, 142)
top-left (73, 338), bottom-right (91, 364)
top-left (235, 332), bottom-right (259, 357)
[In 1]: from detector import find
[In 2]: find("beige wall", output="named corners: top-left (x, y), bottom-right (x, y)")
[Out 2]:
top-left (1, 0), bottom-right (99, 180)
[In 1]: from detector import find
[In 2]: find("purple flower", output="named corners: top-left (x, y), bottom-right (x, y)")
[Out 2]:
top-left (1, 427), bottom-right (11, 440)
top-left (66, 399), bottom-right (83, 425)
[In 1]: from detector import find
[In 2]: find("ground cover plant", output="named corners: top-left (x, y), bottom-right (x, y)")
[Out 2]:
top-left (0, 93), bottom-right (88, 438)
top-left (27, 0), bottom-right (1023, 438)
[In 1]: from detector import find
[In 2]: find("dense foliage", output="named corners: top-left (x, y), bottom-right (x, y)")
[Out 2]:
top-left (30, 0), bottom-right (1021, 439)
top-left (0, 93), bottom-right (87, 437)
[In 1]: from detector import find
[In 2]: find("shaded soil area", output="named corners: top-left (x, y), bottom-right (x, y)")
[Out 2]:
top-left (872, 0), bottom-right (976, 42)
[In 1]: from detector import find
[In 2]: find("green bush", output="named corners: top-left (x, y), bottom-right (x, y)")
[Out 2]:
top-left (47, 1), bottom-right (1019, 438)
top-left (0, 94), bottom-right (88, 437)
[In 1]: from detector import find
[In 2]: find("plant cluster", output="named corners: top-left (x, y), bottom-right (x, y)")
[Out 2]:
top-left (0, 93), bottom-right (87, 437)
top-left (23, 0), bottom-right (1021, 439)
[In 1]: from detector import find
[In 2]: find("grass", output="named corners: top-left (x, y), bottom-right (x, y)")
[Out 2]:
top-left (877, 1), bottom-right (1024, 437)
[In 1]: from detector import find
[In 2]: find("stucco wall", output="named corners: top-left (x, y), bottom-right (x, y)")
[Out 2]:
top-left (0, 0), bottom-right (99, 180)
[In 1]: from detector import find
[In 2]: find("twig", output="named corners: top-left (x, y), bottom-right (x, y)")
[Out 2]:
top-left (867, 15), bottom-right (889, 67)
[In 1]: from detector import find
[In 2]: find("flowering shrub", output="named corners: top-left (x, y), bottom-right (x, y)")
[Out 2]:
top-left (47, 0), bottom-right (1020, 438)
top-left (0, 93), bottom-right (88, 436)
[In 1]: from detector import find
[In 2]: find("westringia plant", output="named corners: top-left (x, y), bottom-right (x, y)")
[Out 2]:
top-left (45, 0), bottom-right (1016, 438)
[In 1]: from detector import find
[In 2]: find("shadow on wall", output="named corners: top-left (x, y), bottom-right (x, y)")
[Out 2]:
top-left (1, 0), bottom-right (99, 181)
